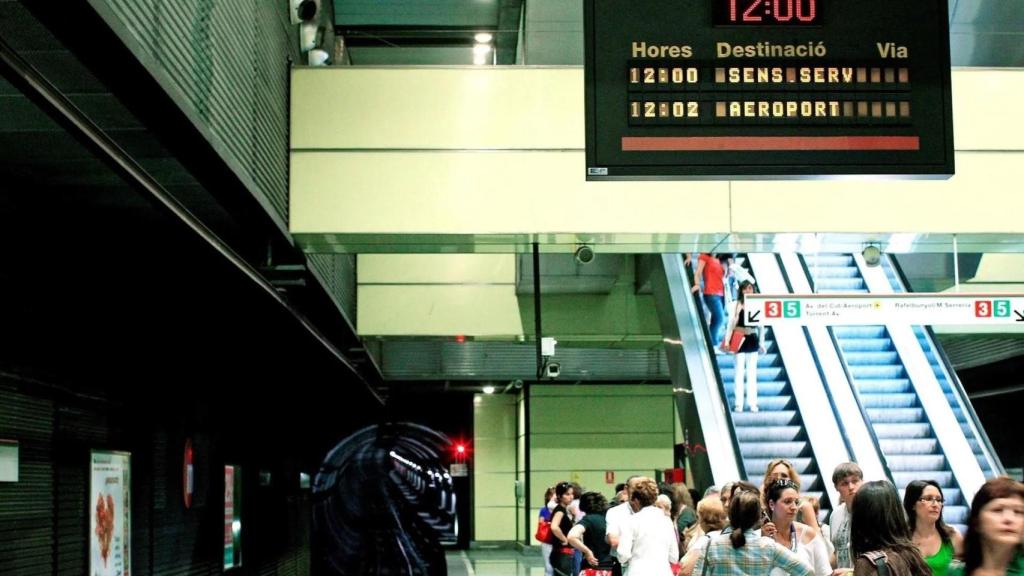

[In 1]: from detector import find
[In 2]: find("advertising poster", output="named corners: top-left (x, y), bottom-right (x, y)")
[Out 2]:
top-left (224, 465), bottom-right (235, 568)
top-left (90, 450), bottom-right (131, 576)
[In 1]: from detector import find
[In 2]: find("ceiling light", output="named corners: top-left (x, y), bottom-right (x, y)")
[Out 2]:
top-left (473, 43), bottom-right (492, 56)
top-left (482, 385), bottom-right (495, 394)
top-left (473, 53), bottom-right (488, 65)
top-left (474, 32), bottom-right (494, 43)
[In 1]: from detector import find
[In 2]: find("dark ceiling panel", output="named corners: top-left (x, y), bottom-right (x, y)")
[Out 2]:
top-left (0, 94), bottom-right (61, 130)
top-left (334, 0), bottom-right (1023, 66)
top-left (18, 50), bottom-right (107, 94)
top-left (335, 0), bottom-right (499, 27)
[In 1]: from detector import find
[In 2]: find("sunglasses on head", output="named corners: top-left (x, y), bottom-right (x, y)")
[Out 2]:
top-left (771, 479), bottom-right (800, 491)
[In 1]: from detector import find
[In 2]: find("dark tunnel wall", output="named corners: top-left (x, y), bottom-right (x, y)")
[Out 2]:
top-left (0, 179), bottom-right (382, 575)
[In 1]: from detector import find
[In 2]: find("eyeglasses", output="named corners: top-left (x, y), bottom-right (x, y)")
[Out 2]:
top-left (918, 496), bottom-right (945, 504)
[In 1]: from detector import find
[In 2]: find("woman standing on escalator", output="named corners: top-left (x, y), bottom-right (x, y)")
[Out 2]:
top-left (723, 280), bottom-right (765, 413)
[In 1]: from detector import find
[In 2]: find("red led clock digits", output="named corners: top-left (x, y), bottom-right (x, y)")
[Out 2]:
top-left (797, 0), bottom-right (816, 22)
top-left (723, 0), bottom-right (817, 24)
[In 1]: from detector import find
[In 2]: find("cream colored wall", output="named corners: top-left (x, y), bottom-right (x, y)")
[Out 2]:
top-left (517, 392), bottom-right (527, 543)
top-left (357, 254), bottom-right (523, 336)
top-left (291, 68), bottom-right (1024, 246)
top-left (473, 394), bottom-right (519, 541)
top-left (528, 384), bottom-right (675, 527)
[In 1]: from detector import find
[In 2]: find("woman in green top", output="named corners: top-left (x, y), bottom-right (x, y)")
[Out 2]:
top-left (904, 480), bottom-right (963, 576)
top-left (950, 477), bottom-right (1024, 576)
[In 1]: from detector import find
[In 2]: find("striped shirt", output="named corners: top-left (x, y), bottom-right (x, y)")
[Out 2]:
top-left (693, 530), bottom-right (813, 576)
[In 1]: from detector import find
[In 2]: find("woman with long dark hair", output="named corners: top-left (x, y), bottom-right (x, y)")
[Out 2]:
top-left (950, 477), bottom-right (1024, 576)
top-left (549, 482), bottom-right (577, 576)
top-left (903, 480), bottom-right (963, 576)
top-left (850, 480), bottom-right (932, 575)
top-left (693, 490), bottom-right (812, 575)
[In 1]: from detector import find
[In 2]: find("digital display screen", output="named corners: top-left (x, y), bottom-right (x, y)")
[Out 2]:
top-left (583, 0), bottom-right (954, 178)
top-left (713, 0), bottom-right (822, 26)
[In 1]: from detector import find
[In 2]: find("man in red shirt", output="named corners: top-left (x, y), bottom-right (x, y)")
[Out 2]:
top-left (696, 253), bottom-right (730, 347)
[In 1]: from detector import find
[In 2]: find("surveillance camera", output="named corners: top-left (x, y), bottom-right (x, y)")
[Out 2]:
top-left (512, 379), bottom-right (524, 390)
top-left (299, 22), bottom-right (318, 52)
top-left (290, 0), bottom-right (320, 25)
top-left (544, 362), bottom-right (561, 379)
top-left (574, 245), bottom-right (595, 265)
top-left (307, 48), bottom-right (329, 66)
top-left (862, 245), bottom-right (882, 267)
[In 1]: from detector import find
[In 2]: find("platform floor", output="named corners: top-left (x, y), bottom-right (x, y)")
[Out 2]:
top-left (446, 548), bottom-right (547, 576)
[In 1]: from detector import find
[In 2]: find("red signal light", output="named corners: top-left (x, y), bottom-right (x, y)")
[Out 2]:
top-left (455, 334), bottom-right (466, 343)
top-left (455, 444), bottom-right (466, 454)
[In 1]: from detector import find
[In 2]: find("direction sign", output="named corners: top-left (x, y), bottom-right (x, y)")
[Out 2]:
top-left (743, 294), bottom-right (1024, 326)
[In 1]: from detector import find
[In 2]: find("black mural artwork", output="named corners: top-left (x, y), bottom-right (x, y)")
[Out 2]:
top-left (313, 422), bottom-right (456, 575)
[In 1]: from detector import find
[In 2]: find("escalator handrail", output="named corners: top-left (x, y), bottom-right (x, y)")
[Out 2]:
top-left (778, 254), bottom-right (858, 482)
top-left (824, 324), bottom-right (898, 485)
top-left (798, 254), bottom-right (897, 486)
top-left (686, 254), bottom-right (748, 482)
top-left (882, 255), bottom-right (1006, 476)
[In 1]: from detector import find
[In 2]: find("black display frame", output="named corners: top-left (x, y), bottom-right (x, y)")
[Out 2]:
top-left (584, 0), bottom-right (955, 180)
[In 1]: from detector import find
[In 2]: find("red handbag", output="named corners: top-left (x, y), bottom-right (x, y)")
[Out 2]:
top-left (534, 518), bottom-right (551, 543)
top-left (726, 328), bottom-right (746, 353)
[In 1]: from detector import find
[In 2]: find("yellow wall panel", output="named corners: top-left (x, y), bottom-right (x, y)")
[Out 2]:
top-left (528, 384), bottom-right (674, 529)
top-left (291, 68), bottom-right (583, 150)
top-left (291, 151), bottom-right (730, 235)
top-left (530, 443), bottom-right (675, 470)
top-left (358, 254), bottom-right (515, 283)
top-left (357, 285), bottom-right (523, 335)
top-left (474, 506), bottom-right (518, 541)
top-left (474, 395), bottom-right (518, 541)
top-left (952, 70), bottom-right (1024, 151)
top-left (530, 398), bottom-right (674, 434)
top-left (473, 437), bottom-right (518, 474)
top-left (972, 254), bottom-right (1024, 282)
top-left (475, 398), bottom-right (518, 438)
top-left (730, 153), bottom-right (1024, 233)
top-left (291, 68), bottom-right (1024, 242)
top-left (475, 473), bottom-right (518, 507)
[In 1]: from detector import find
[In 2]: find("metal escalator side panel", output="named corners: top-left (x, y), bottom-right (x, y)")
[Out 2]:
top-left (778, 253), bottom-right (889, 484)
top-left (652, 254), bottom-right (742, 485)
top-left (746, 253), bottom-right (848, 510)
top-left (854, 255), bottom-right (987, 504)
top-left (882, 256), bottom-right (1005, 478)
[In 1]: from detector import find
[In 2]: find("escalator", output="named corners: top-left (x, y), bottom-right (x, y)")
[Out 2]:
top-left (716, 324), bottom-right (828, 505)
top-left (653, 254), bottom-right (844, 512)
top-left (655, 251), bottom-right (1000, 528)
top-left (881, 258), bottom-right (1000, 479)
top-left (801, 253), bottom-right (1001, 532)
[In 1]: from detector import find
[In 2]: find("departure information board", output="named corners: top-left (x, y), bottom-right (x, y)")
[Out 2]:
top-left (584, 0), bottom-right (954, 179)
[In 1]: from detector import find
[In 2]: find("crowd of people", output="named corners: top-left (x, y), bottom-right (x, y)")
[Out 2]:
top-left (536, 461), bottom-right (1024, 576)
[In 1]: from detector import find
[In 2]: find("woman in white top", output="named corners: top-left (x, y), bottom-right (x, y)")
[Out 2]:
top-left (617, 478), bottom-right (679, 576)
top-left (765, 479), bottom-right (832, 576)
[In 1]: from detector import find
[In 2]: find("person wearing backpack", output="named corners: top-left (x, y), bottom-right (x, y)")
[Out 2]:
top-left (850, 481), bottom-right (932, 575)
